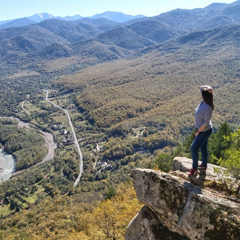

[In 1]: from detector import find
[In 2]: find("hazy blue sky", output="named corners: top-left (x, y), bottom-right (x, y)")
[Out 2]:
top-left (0, 0), bottom-right (236, 21)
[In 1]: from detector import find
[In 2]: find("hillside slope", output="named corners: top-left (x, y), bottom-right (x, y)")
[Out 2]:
top-left (1, 1), bottom-right (240, 78)
top-left (54, 24), bottom-right (240, 139)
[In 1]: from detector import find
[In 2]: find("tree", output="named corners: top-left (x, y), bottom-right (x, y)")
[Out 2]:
top-left (154, 153), bottom-right (173, 172)
top-left (104, 186), bottom-right (117, 200)
top-left (217, 128), bottom-right (240, 180)
top-left (216, 128), bottom-right (240, 197)
top-left (44, 183), bottom-right (58, 197)
top-left (209, 121), bottom-right (232, 163)
top-left (9, 197), bottom-right (23, 212)
top-left (92, 185), bottom-right (142, 240)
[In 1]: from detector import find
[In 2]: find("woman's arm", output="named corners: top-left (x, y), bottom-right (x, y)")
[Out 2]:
top-left (195, 125), bottom-right (207, 137)
top-left (195, 107), bottom-right (213, 137)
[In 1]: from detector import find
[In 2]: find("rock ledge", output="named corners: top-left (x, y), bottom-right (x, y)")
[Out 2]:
top-left (125, 157), bottom-right (240, 240)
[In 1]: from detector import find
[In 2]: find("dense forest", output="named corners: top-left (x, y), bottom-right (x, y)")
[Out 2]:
top-left (0, 119), bottom-right (47, 170)
top-left (0, 1), bottom-right (240, 239)
top-left (0, 123), bottom-right (239, 239)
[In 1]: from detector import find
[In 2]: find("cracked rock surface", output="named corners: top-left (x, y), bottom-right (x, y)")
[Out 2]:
top-left (125, 157), bottom-right (240, 240)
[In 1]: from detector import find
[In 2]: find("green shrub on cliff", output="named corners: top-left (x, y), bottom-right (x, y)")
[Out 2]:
top-left (217, 128), bottom-right (240, 181)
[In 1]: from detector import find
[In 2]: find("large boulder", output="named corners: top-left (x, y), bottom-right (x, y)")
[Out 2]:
top-left (126, 157), bottom-right (240, 240)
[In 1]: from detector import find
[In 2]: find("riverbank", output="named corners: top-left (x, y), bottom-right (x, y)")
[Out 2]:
top-left (0, 117), bottom-right (57, 179)
top-left (0, 149), bottom-right (15, 182)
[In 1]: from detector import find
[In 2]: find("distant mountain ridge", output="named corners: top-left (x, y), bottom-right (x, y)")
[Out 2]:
top-left (1, 0), bottom-right (239, 30)
top-left (152, 1), bottom-right (240, 31)
top-left (0, 18), bottom-right (36, 29)
top-left (28, 13), bottom-right (55, 22)
top-left (91, 11), bottom-right (145, 23)
top-left (0, 11), bottom-right (145, 29)
top-left (1, 0), bottom-right (240, 71)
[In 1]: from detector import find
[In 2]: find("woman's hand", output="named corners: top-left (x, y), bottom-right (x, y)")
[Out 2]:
top-left (195, 131), bottom-right (199, 137)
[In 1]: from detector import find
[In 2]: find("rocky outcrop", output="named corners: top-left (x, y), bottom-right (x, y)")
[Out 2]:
top-left (126, 157), bottom-right (240, 240)
top-left (171, 157), bottom-right (238, 189)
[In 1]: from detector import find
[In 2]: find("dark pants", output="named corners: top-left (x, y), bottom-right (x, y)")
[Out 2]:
top-left (191, 129), bottom-right (212, 169)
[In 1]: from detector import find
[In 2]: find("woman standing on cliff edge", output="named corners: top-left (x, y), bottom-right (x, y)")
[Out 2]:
top-left (188, 85), bottom-right (214, 176)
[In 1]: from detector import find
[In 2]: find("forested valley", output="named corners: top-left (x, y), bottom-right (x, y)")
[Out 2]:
top-left (0, 1), bottom-right (240, 239)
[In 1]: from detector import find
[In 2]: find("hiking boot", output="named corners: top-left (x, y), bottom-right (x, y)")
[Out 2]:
top-left (197, 165), bottom-right (207, 171)
top-left (188, 168), bottom-right (197, 177)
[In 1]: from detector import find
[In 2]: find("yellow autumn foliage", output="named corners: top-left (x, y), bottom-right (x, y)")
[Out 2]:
top-left (0, 183), bottom-right (142, 240)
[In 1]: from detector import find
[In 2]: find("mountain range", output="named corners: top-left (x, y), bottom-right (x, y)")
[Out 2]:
top-left (0, 11), bottom-right (145, 29)
top-left (1, 1), bottom-right (240, 71)
top-left (0, 2), bottom-right (240, 237)
top-left (0, 1), bottom-right (240, 130)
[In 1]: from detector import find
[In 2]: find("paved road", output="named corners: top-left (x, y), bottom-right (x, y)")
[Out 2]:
top-left (45, 90), bottom-right (83, 187)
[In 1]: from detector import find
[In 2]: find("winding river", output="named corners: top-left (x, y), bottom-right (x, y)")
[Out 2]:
top-left (0, 149), bottom-right (15, 182)
top-left (0, 117), bottom-right (57, 182)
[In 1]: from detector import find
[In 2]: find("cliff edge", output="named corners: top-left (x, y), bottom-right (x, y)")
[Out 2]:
top-left (125, 157), bottom-right (240, 240)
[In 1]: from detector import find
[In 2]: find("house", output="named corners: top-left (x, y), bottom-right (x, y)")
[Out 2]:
top-left (52, 123), bottom-right (64, 131)
top-left (62, 133), bottom-right (74, 145)
top-left (97, 161), bottom-right (112, 171)
top-left (62, 130), bottom-right (68, 135)
top-left (96, 144), bottom-right (103, 152)
top-left (52, 124), bottom-right (60, 131)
